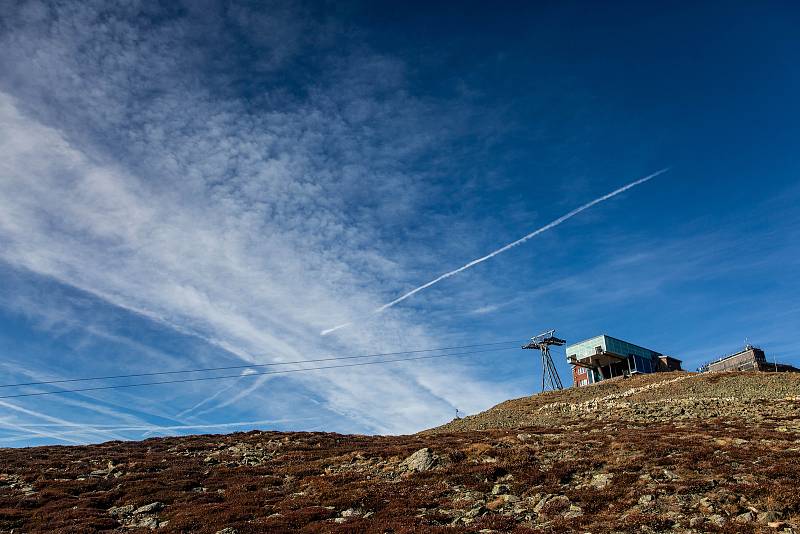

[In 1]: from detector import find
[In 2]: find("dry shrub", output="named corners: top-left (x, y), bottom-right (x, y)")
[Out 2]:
top-left (620, 512), bottom-right (674, 530)
top-left (540, 498), bottom-right (570, 516)
top-left (545, 461), bottom-right (579, 484)
top-left (512, 466), bottom-right (546, 490)
top-left (463, 443), bottom-right (493, 458)
top-left (268, 506), bottom-right (336, 529)
top-left (3, 397), bottom-right (800, 533)
top-left (445, 463), bottom-right (507, 489)
top-left (772, 485), bottom-right (800, 511)
top-left (447, 449), bottom-right (466, 464)
top-left (471, 514), bottom-right (517, 530)
top-left (568, 486), bottom-right (629, 514)
top-left (493, 445), bottom-right (539, 469)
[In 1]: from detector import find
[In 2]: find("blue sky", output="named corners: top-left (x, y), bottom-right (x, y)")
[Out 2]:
top-left (0, 1), bottom-right (798, 446)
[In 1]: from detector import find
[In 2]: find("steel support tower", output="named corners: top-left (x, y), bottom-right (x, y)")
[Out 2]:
top-left (523, 329), bottom-right (565, 392)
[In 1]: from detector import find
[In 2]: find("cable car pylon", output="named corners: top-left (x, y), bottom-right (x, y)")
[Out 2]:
top-left (522, 329), bottom-right (565, 392)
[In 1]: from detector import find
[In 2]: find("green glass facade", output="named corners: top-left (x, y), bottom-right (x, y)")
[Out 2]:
top-left (566, 334), bottom-right (664, 383)
top-left (567, 335), bottom-right (661, 360)
top-left (565, 335), bottom-right (607, 361)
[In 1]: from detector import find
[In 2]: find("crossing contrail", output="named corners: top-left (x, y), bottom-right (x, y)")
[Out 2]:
top-left (321, 168), bottom-right (668, 335)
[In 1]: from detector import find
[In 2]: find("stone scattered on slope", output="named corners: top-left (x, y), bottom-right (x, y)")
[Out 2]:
top-left (133, 502), bottom-right (164, 515)
top-left (400, 447), bottom-right (437, 472)
top-left (1, 371), bottom-right (799, 533)
top-left (429, 371), bottom-right (800, 433)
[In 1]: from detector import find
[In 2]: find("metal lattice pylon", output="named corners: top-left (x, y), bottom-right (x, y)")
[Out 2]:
top-left (522, 329), bottom-right (565, 392)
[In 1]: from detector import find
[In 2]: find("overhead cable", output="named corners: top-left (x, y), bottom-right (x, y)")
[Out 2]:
top-left (0, 340), bottom-right (524, 389)
top-left (0, 346), bottom-right (517, 400)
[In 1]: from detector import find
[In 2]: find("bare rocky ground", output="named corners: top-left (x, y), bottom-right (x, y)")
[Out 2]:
top-left (1, 371), bottom-right (799, 533)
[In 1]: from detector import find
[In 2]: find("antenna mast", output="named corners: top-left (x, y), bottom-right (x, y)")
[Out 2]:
top-left (522, 329), bottom-right (565, 392)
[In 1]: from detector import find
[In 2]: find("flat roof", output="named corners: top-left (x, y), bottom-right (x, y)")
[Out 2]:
top-left (566, 333), bottom-right (661, 356)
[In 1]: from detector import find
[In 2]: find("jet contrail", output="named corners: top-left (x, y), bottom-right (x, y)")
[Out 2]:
top-left (321, 168), bottom-right (668, 335)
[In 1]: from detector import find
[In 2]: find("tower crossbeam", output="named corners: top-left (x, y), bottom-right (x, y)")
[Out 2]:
top-left (522, 329), bottom-right (565, 392)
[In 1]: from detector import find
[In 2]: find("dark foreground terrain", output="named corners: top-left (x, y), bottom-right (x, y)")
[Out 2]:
top-left (2, 372), bottom-right (800, 533)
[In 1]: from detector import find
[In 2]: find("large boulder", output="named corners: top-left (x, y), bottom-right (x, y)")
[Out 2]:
top-left (400, 448), bottom-right (437, 472)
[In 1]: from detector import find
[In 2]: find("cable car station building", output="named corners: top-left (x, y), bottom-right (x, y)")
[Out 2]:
top-left (567, 334), bottom-right (682, 387)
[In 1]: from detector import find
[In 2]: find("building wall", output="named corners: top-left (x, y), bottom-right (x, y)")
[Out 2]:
top-left (658, 357), bottom-right (683, 372)
top-left (572, 365), bottom-right (591, 387)
top-left (705, 348), bottom-right (766, 372)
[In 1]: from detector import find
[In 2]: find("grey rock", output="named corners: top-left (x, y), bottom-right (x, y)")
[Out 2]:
top-left (108, 505), bottom-right (135, 517)
top-left (464, 505), bottom-right (486, 519)
top-left (757, 511), bottom-right (781, 524)
top-left (590, 473), bottom-right (613, 488)
top-left (537, 495), bottom-right (570, 516)
top-left (400, 448), bottom-right (436, 472)
top-left (564, 504), bottom-right (583, 519)
top-left (662, 469), bottom-right (679, 481)
top-left (133, 502), bottom-right (164, 515)
top-left (491, 483), bottom-right (510, 495)
top-left (689, 517), bottom-right (705, 528)
top-left (133, 516), bottom-right (160, 530)
top-left (533, 496), bottom-right (550, 513)
top-left (708, 514), bottom-right (726, 526)
top-left (216, 529), bottom-right (238, 534)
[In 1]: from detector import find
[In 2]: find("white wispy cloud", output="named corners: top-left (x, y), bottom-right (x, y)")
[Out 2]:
top-left (470, 304), bottom-right (503, 315)
top-left (0, 1), bottom-right (512, 437)
top-left (0, 399), bottom-right (128, 443)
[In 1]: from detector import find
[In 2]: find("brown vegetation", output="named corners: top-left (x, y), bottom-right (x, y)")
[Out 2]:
top-left (1, 372), bottom-right (799, 533)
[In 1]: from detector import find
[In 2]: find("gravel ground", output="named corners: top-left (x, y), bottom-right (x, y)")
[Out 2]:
top-left (430, 371), bottom-right (800, 433)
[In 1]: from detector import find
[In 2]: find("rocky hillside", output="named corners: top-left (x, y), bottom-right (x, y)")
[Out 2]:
top-left (1, 371), bottom-right (799, 533)
top-left (430, 371), bottom-right (800, 432)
